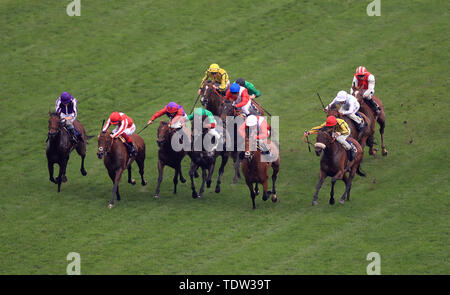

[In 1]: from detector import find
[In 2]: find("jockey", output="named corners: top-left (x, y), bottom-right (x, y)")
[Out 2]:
top-left (350, 66), bottom-right (381, 115)
top-left (225, 82), bottom-right (252, 116)
top-left (198, 63), bottom-right (230, 96)
top-left (147, 102), bottom-right (187, 128)
top-left (238, 115), bottom-right (273, 158)
top-left (325, 90), bottom-right (365, 130)
top-left (102, 111), bottom-right (137, 156)
top-left (304, 116), bottom-right (357, 161)
top-left (235, 78), bottom-right (261, 99)
top-left (55, 91), bottom-right (82, 143)
top-left (182, 107), bottom-right (221, 151)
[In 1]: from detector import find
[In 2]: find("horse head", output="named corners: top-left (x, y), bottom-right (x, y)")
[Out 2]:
top-left (48, 112), bottom-right (61, 139)
top-left (157, 121), bottom-right (175, 148)
top-left (327, 104), bottom-right (342, 119)
top-left (315, 128), bottom-right (333, 157)
top-left (97, 131), bottom-right (113, 159)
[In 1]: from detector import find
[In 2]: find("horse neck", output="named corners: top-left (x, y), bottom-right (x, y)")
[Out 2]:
top-left (323, 139), bottom-right (341, 159)
top-left (105, 139), bottom-right (127, 166)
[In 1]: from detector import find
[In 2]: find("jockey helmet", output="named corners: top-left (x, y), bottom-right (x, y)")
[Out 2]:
top-left (246, 115), bottom-right (258, 127)
top-left (109, 112), bottom-right (121, 125)
top-left (336, 90), bottom-right (348, 103)
top-left (230, 83), bottom-right (240, 93)
top-left (60, 92), bottom-right (73, 104)
top-left (209, 63), bottom-right (220, 73)
top-left (355, 66), bottom-right (367, 76)
top-left (326, 116), bottom-right (338, 127)
top-left (166, 102), bottom-right (178, 113)
top-left (236, 78), bottom-right (245, 87)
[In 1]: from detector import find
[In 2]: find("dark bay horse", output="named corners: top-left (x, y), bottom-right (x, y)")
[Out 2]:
top-left (187, 119), bottom-right (216, 199)
top-left (154, 121), bottom-right (186, 198)
top-left (241, 135), bottom-right (280, 209)
top-left (97, 131), bottom-right (147, 208)
top-left (311, 129), bottom-right (365, 206)
top-left (327, 105), bottom-right (375, 155)
top-left (46, 112), bottom-right (87, 192)
top-left (353, 88), bottom-right (387, 156)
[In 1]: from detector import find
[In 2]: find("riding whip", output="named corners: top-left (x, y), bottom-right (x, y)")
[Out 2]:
top-left (252, 98), bottom-right (272, 117)
top-left (317, 92), bottom-right (326, 110)
top-left (189, 94), bottom-right (201, 115)
top-left (137, 124), bottom-right (149, 135)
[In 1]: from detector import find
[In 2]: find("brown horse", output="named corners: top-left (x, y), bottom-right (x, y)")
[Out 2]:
top-left (97, 130), bottom-right (147, 208)
top-left (353, 88), bottom-right (387, 156)
top-left (326, 105), bottom-right (375, 155)
top-left (311, 128), bottom-right (365, 206)
top-left (154, 121), bottom-right (187, 198)
top-left (241, 134), bottom-right (280, 209)
top-left (46, 112), bottom-right (87, 192)
top-left (200, 80), bottom-right (225, 116)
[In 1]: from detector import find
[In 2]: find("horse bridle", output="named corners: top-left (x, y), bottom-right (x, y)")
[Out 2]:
top-left (97, 132), bottom-right (113, 158)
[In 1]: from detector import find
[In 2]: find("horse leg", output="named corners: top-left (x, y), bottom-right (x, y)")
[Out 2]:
top-left (198, 166), bottom-right (207, 198)
top-left (109, 169), bottom-right (123, 208)
top-left (128, 165), bottom-right (136, 185)
top-left (76, 142), bottom-right (87, 176)
top-left (339, 174), bottom-right (349, 204)
top-left (312, 171), bottom-right (326, 206)
top-left (173, 165), bottom-right (179, 194)
top-left (189, 162), bottom-right (198, 198)
top-left (56, 159), bottom-right (68, 192)
top-left (206, 158), bottom-right (216, 188)
top-left (262, 178), bottom-right (271, 202)
top-left (215, 154), bottom-right (229, 193)
top-left (378, 114), bottom-right (387, 156)
top-left (48, 161), bottom-right (56, 183)
top-left (137, 158), bottom-right (147, 186)
top-left (154, 160), bottom-right (164, 198)
top-left (232, 152), bottom-right (241, 184)
top-left (330, 171), bottom-right (344, 205)
top-left (179, 163), bottom-right (186, 183)
top-left (254, 183), bottom-right (260, 195)
top-left (271, 163), bottom-right (280, 203)
top-left (247, 182), bottom-right (256, 209)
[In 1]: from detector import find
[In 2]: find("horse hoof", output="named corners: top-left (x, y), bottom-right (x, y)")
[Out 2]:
top-left (339, 199), bottom-right (345, 205)
top-left (271, 194), bottom-right (279, 203)
top-left (369, 148), bottom-right (378, 156)
top-left (312, 201), bottom-right (318, 206)
top-left (382, 149), bottom-right (388, 156)
top-left (81, 169), bottom-right (87, 176)
top-left (142, 181), bottom-right (148, 186)
top-left (50, 177), bottom-right (56, 184)
top-left (130, 179), bottom-right (136, 185)
top-left (215, 186), bottom-right (220, 193)
top-left (206, 181), bottom-right (211, 188)
top-left (154, 195), bottom-right (159, 199)
top-left (329, 199), bottom-right (335, 205)
top-left (180, 178), bottom-right (186, 183)
top-left (108, 204), bottom-right (114, 209)
top-left (192, 192), bottom-right (198, 199)
top-left (62, 176), bottom-right (67, 183)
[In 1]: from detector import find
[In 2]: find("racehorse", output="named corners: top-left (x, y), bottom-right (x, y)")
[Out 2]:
top-left (353, 88), bottom-right (387, 156)
top-left (154, 121), bottom-right (187, 198)
top-left (46, 112), bottom-right (87, 192)
top-left (187, 117), bottom-right (217, 199)
top-left (241, 133), bottom-right (280, 209)
top-left (310, 128), bottom-right (365, 205)
top-left (326, 104), bottom-right (375, 155)
top-left (97, 130), bottom-right (147, 208)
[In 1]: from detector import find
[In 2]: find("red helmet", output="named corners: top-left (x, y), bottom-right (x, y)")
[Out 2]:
top-left (109, 112), bottom-right (121, 124)
top-left (355, 66), bottom-right (367, 76)
top-left (326, 116), bottom-right (337, 127)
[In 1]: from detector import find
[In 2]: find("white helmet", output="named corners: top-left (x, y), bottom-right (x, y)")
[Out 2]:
top-left (246, 115), bottom-right (258, 127)
top-left (335, 90), bottom-right (348, 103)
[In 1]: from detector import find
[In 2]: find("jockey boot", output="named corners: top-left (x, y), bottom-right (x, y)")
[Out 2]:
top-left (366, 98), bottom-right (381, 115)
top-left (126, 142), bottom-right (137, 157)
top-left (346, 149), bottom-right (354, 162)
top-left (66, 125), bottom-right (78, 143)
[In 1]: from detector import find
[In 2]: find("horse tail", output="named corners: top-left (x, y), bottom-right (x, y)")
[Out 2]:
top-left (356, 164), bottom-right (366, 177)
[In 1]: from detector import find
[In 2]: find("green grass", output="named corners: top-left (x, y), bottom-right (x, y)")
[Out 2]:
top-left (0, 0), bottom-right (449, 274)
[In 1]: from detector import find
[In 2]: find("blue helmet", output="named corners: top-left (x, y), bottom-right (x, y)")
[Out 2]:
top-left (230, 83), bottom-right (240, 93)
top-left (60, 92), bottom-right (73, 104)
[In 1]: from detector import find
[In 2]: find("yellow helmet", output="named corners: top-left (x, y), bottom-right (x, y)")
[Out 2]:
top-left (208, 63), bottom-right (220, 73)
